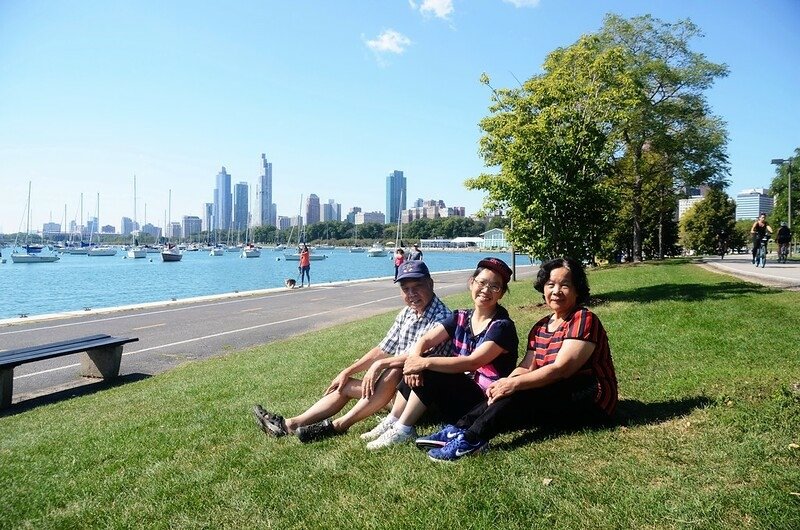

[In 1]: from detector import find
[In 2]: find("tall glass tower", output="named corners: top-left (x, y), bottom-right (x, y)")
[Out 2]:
top-left (386, 170), bottom-right (406, 224)
top-left (213, 167), bottom-right (232, 231)
top-left (233, 182), bottom-right (249, 233)
top-left (257, 154), bottom-right (274, 226)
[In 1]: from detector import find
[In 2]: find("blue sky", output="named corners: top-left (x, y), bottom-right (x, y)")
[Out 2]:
top-left (1, 0), bottom-right (798, 234)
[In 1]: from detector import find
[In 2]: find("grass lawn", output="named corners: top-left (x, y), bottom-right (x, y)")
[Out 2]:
top-left (1, 260), bottom-right (798, 529)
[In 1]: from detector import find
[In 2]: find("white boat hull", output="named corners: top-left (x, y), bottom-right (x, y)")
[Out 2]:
top-left (10, 253), bottom-right (60, 263)
top-left (88, 247), bottom-right (118, 256)
top-left (161, 249), bottom-right (183, 262)
top-left (127, 248), bottom-right (147, 259)
top-left (241, 249), bottom-right (261, 258)
top-left (210, 248), bottom-right (224, 256)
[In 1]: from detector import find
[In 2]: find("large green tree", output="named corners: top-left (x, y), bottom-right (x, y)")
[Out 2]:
top-left (467, 34), bottom-right (634, 262)
top-left (679, 187), bottom-right (736, 255)
top-left (599, 14), bottom-right (730, 261)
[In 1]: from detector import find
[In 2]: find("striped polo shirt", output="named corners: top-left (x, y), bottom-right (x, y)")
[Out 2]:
top-left (528, 307), bottom-right (618, 416)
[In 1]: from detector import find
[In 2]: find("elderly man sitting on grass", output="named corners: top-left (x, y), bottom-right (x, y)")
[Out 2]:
top-left (253, 260), bottom-right (452, 442)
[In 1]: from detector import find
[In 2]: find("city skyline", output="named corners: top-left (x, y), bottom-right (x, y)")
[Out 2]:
top-left (1, 1), bottom-right (798, 233)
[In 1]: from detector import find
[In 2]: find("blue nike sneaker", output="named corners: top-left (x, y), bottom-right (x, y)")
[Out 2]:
top-left (415, 424), bottom-right (464, 449)
top-left (427, 433), bottom-right (488, 462)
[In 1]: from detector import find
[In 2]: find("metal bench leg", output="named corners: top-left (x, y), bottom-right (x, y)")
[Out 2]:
top-left (0, 368), bottom-right (13, 409)
top-left (80, 345), bottom-right (123, 378)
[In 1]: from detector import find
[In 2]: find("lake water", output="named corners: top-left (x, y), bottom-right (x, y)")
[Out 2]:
top-left (0, 248), bottom-right (523, 319)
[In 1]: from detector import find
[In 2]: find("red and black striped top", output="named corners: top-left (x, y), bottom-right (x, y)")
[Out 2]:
top-left (528, 307), bottom-right (618, 416)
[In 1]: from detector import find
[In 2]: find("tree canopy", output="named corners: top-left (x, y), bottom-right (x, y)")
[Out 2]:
top-left (468, 13), bottom-right (730, 263)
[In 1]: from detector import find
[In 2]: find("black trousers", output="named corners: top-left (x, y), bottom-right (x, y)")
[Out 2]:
top-left (398, 370), bottom-right (487, 425)
top-left (456, 374), bottom-right (608, 443)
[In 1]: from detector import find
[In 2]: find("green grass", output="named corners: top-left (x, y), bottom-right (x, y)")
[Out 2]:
top-left (1, 260), bottom-right (799, 529)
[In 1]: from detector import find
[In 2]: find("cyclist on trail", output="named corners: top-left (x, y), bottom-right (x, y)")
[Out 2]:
top-left (750, 213), bottom-right (773, 264)
top-left (776, 221), bottom-right (791, 260)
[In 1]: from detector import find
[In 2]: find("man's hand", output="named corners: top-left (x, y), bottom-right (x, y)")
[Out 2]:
top-left (361, 363), bottom-right (383, 399)
top-left (325, 371), bottom-right (350, 395)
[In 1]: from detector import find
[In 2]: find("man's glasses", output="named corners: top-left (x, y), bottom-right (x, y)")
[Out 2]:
top-left (472, 278), bottom-right (502, 293)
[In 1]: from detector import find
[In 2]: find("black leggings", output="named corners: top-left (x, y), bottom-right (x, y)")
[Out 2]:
top-left (456, 375), bottom-right (608, 443)
top-left (398, 370), bottom-right (487, 424)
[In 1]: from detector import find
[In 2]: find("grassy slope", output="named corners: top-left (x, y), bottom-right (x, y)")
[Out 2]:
top-left (1, 260), bottom-right (798, 529)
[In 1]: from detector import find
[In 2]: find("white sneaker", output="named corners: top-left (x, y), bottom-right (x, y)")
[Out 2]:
top-left (366, 425), bottom-right (417, 450)
top-left (359, 417), bottom-right (395, 441)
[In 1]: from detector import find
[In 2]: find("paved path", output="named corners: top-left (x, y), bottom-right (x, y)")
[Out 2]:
top-left (699, 253), bottom-right (800, 289)
top-left (1, 266), bottom-right (537, 407)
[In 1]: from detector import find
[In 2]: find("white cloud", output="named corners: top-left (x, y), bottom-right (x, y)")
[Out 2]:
top-left (502, 0), bottom-right (541, 7)
top-left (417, 0), bottom-right (454, 19)
top-left (365, 29), bottom-right (412, 54)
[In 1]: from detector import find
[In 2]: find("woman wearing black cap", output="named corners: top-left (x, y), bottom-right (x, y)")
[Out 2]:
top-left (363, 257), bottom-right (519, 450)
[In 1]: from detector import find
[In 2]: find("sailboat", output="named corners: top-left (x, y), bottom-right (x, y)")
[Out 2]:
top-left (161, 190), bottom-right (183, 262)
top-left (64, 193), bottom-right (89, 254)
top-left (314, 225), bottom-right (335, 250)
top-left (87, 193), bottom-right (117, 256)
top-left (127, 175), bottom-right (146, 259)
top-left (11, 182), bottom-right (60, 263)
top-left (367, 242), bottom-right (387, 257)
top-left (349, 223), bottom-right (365, 253)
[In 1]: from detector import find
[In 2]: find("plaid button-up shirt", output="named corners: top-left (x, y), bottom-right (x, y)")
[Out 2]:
top-left (378, 295), bottom-right (452, 357)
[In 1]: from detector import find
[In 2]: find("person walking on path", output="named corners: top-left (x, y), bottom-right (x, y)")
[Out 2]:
top-left (253, 260), bottom-right (452, 442)
top-left (394, 248), bottom-right (406, 280)
top-left (408, 243), bottom-right (423, 261)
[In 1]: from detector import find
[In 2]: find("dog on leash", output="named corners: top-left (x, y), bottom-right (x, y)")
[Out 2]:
top-left (285, 278), bottom-right (297, 289)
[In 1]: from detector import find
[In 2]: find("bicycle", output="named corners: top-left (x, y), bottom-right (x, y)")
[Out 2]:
top-left (755, 235), bottom-right (770, 268)
top-left (777, 242), bottom-right (789, 263)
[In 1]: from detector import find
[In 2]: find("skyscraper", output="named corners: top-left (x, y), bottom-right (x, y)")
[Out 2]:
top-left (213, 167), bottom-right (232, 231)
top-left (305, 194), bottom-right (321, 225)
top-left (257, 153), bottom-right (275, 227)
top-left (203, 203), bottom-right (213, 232)
top-left (233, 182), bottom-right (249, 233)
top-left (322, 199), bottom-right (341, 222)
top-left (386, 170), bottom-right (406, 224)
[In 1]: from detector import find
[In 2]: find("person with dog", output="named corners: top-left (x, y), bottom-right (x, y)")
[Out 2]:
top-left (298, 243), bottom-right (311, 287)
top-left (420, 257), bottom-right (618, 461)
top-left (253, 260), bottom-right (452, 442)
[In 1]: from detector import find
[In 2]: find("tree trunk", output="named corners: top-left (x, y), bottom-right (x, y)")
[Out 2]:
top-left (632, 174), bottom-right (643, 261)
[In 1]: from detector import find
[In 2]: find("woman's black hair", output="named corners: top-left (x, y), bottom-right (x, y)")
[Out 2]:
top-left (534, 257), bottom-right (590, 305)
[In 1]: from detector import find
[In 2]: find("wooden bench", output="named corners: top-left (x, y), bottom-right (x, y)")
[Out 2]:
top-left (0, 334), bottom-right (139, 408)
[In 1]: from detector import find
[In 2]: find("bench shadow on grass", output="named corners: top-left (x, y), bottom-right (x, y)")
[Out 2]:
top-left (1, 373), bottom-right (151, 418)
top-left (491, 395), bottom-right (713, 450)
top-left (592, 281), bottom-right (774, 306)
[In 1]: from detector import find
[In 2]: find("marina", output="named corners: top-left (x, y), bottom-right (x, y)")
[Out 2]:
top-left (0, 247), bottom-right (521, 320)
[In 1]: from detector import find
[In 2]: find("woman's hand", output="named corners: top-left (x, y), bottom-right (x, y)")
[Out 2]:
top-left (403, 354), bottom-right (428, 375)
top-left (404, 373), bottom-right (423, 388)
top-left (486, 377), bottom-right (517, 405)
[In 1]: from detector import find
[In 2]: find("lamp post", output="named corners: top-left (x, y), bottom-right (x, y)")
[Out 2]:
top-left (771, 158), bottom-right (793, 229)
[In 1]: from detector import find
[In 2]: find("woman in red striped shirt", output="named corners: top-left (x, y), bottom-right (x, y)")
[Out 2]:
top-left (421, 257), bottom-right (618, 461)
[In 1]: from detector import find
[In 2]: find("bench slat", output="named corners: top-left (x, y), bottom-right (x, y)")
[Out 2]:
top-left (0, 336), bottom-right (139, 369)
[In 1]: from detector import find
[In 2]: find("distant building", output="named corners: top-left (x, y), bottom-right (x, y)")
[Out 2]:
top-left (42, 222), bottom-right (61, 235)
top-left (168, 222), bottom-right (182, 240)
top-left (182, 215), bottom-right (202, 238)
top-left (355, 211), bottom-right (385, 225)
top-left (277, 216), bottom-right (292, 230)
top-left (677, 186), bottom-right (710, 220)
top-left (400, 199), bottom-right (463, 224)
top-left (141, 223), bottom-right (161, 239)
top-left (86, 217), bottom-right (98, 236)
top-left (256, 153), bottom-right (275, 227)
top-left (305, 194), bottom-right (321, 225)
top-left (203, 203), bottom-right (213, 232)
top-left (120, 216), bottom-right (138, 235)
top-left (736, 188), bottom-right (774, 220)
top-left (385, 170), bottom-right (406, 224)
top-left (101, 225), bottom-right (115, 234)
top-left (213, 166), bottom-right (232, 231)
top-left (322, 199), bottom-right (341, 222)
top-left (346, 207), bottom-right (362, 224)
top-left (480, 228), bottom-right (509, 249)
top-left (233, 182), bottom-right (249, 233)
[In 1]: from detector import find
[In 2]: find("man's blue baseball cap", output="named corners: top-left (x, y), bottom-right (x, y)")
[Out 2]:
top-left (395, 260), bottom-right (431, 282)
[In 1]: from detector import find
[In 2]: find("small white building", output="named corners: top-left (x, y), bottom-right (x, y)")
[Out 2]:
top-left (480, 228), bottom-right (508, 249)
